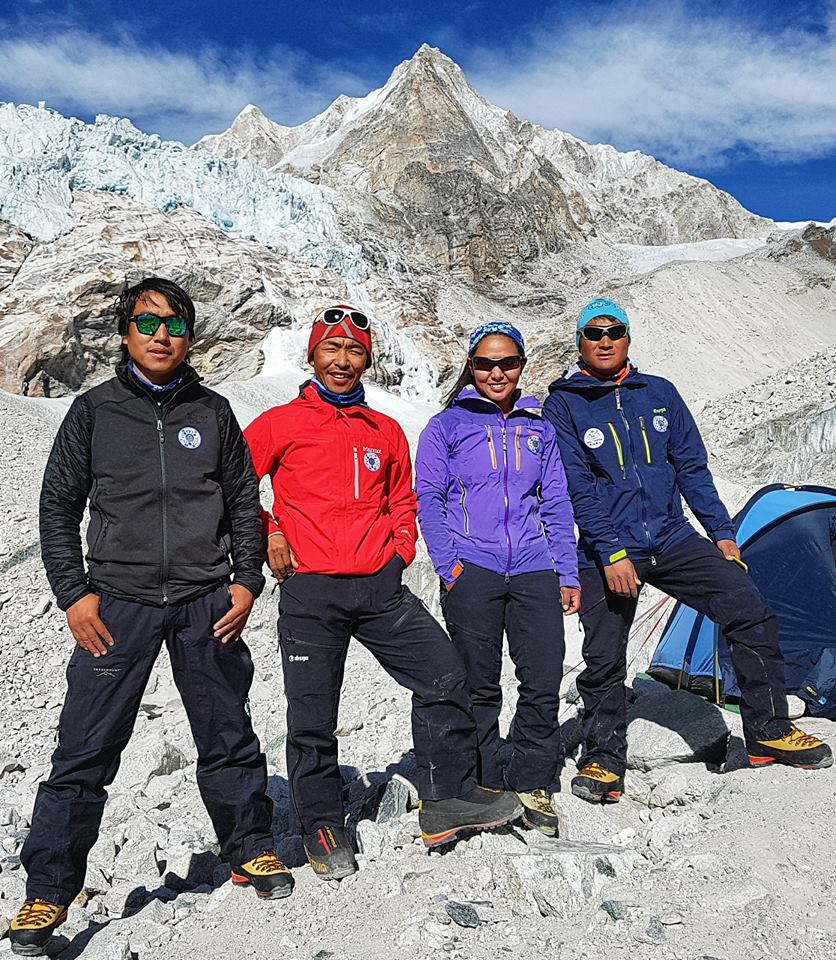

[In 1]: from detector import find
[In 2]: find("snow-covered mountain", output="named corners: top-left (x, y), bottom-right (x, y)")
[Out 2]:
top-left (197, 45), bottom-right (769, 261)
top-left (1, 44), bottom-right (834, 405)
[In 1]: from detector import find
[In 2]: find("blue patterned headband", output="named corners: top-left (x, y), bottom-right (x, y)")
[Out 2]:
top-left (468, 322), bottom-right (525, 357)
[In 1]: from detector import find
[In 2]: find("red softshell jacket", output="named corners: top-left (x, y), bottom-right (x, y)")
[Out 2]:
top-left (244, 384), bottom-right (417, 575)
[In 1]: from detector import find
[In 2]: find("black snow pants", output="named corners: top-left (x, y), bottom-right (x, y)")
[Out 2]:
top-left (441, 563), bottom-right (566, 792)
top-left (277, 556), bottom-right (477, 834)
top-left (577, 534), bottom-right (790, 775)
top-left (22, 587), bottom-right (273, 904)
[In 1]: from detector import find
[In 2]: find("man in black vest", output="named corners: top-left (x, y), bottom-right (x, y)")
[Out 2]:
top-left (11, 278), bottom-right (290, 958)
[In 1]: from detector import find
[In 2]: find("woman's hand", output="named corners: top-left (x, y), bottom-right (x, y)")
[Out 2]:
top-left (561, 586), bottom-right (582, 615)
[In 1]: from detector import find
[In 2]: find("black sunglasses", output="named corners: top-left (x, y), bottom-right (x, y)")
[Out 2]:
top-left (580, 323), bottom-right (628, 342)
top-left (470, 355), bottom-right (524, 372)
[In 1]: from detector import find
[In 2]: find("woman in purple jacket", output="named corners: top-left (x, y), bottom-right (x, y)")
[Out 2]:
top-left (416, 321), bottom-right (580, 836)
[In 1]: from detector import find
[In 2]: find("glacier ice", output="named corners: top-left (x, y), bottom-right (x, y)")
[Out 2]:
top-left (0, 102), bottom-right (366, 281)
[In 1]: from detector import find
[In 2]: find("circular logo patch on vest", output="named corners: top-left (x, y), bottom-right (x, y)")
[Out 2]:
top-left (653, 416), bottom-right (669, 433)
top-left (363, 451), bottom-right (381, 472)
top-left (177, 426), bottom-right (202, 449)
top-left (584, 427), bottom-right (605, 449)
top-left (527, 434), bottom-right (542, 454)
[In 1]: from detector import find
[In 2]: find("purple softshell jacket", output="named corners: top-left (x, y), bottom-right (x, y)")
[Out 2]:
top-left (415, 386), bottom-right (579, 587)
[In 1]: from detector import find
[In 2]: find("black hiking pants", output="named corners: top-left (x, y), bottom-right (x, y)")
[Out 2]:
top-left (22, 587), bottom-right (273, 905)
top-left (441, 563), bottom-right (565, 792)
top-left (278, 556), bottom-right (477, 834)
top-left (577, 534), bottom-right (790, 775)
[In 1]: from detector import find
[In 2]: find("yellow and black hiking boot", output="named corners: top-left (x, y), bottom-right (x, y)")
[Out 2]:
top-left (571, 762), bottom-right (625, 804)
top-left (517, 789), bottom-right (559, 837)
top-left (303, 825), bottom-right (357, 881)
top-left (9, 899), bottom-right (68, 956)
top-left (230, 849), bottom-right (294, 899)
top-left (746, 726), bottom-right (833, 769)
top-left (419, 785), bottom-right (523, 847)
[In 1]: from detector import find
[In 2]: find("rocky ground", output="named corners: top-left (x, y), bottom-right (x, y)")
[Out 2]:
top-left (0, 362), bottom-right (834, 960)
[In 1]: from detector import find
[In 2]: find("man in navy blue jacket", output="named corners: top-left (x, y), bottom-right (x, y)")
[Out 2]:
top-left (544, 298), bottom-right (831, 802)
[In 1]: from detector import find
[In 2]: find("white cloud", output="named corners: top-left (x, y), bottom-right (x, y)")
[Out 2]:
top-left (0, 28), bottom-right (370, 143)
top-left (468, 2), bottom-right (836, 166)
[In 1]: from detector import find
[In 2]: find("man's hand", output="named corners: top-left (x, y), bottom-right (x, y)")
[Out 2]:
top-left (561, 586), bottom-right (582, 615)
top-left (715, 539), bottom-right (741, 562)
top-left (213, 584), bottom-right (255, 644)
top-left (66, 594), bottom-right (114, 658)
top-left (604, 558), bottom-right (642, 598)
top-left (267, 532), bottom-right (298, 582)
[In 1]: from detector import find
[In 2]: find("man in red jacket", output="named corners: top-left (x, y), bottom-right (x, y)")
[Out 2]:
top-left (245, 306), bottom-right (521, 879)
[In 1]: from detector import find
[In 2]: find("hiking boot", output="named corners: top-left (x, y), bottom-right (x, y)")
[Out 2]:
top-left (303, 825), bottom-right (357, 881)
top-left (746, 726), bottom-right (833, 769)
top-left (517, 788), bottom-right (560, 837)
top-left (230, 849), bottom-right (294, 899)
top-left (571, 762), bottom-right (624, 804)
top-left (419, 785), bottom-right (523, 847)
top-left (9, 899), bottom-right (67, 956)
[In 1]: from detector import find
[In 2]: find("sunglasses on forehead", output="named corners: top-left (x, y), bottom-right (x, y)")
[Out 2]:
top-left (470, 355), bottom-right (523, 372)
top-left (131, 313), bottom-right (189, 338)
top-left (580, 323), bottom-right (628, 343)
top-left (321, 308), bottom-right (370, 330)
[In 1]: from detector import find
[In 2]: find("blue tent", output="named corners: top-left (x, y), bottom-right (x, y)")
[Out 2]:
top-left (649, 484), bottom-right (836, 718)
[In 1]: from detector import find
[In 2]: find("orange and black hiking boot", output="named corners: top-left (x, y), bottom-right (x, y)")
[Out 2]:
top-left (230, 849), bottom-right (294, 899)
top-left (303, 825), bottom-right (357, 881)
top-left (9, 899), bottom-right (68, 956)
top-left (746, 726), bottom-right (833, 769)
top-left (571, 762), bottom-right (625, 804)
top-left (419, 785), bottom-right (523, 847)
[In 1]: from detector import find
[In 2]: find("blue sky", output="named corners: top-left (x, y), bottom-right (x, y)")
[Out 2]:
top-left (2, 0), bottom-right (835, 221)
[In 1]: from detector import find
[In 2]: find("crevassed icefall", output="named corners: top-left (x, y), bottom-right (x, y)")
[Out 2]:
top-left (0, 102), bottom-right (366, 281)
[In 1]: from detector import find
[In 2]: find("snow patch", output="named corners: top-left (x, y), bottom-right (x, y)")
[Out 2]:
top-left (614, 237), bottom-right (767, 274)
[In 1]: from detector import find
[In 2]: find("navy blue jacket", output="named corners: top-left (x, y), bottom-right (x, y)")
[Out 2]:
top-left (543, 364), bottom-right (735, 569)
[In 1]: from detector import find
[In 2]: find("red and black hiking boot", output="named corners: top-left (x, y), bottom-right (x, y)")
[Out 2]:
top-left (746, 726), bottom-right (833, 769)
top-left (419, 785), bottom-right (523, 847)
top-left (9, 899), bottom-right (67, 956)
top-left (303, 825), bottom-right (357, 881)
top-left (230, 849), bottom-right (294, 899)
top-left (571, 762), bottom-right (625, 804)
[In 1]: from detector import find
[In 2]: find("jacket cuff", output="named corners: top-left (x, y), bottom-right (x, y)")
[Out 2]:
top-left (711, 529), bottom-right (736, 543)
top-left (57, 585), bottom-right (93, 612)
top-left (233, 572), bottom-right (265, 600)
top-left (598, 546), bottom-right (628, 566)
top-left (558, 574), bottom-right (580, 589)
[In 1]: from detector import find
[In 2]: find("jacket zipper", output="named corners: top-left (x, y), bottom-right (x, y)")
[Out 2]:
top-left (501, 425), bottom-right (512, 582)
top-left (353, 446), bottom-right (359, 500)
top-left (156, 414), bottom-right (169, 602)
top-left (514, 426), bottom-right (522, 471)
top-left (485, 425), bottom-right (498, 470)
top-left (141, 379), bottom-right (192, 604)
top-left (607, 422), bottom-right (625, 476)
top-left (639, 416), bottom-right (652, 464)
top-left (457, 479), bottom-right (470, 534)
top-left (615, 388), bottom-right (656, 565)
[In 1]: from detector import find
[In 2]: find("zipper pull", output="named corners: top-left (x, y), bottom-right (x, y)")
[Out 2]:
top-left (157, 419), bottom-right (165, 444)
top-left (504, 574), bottom-right (510, 584)
top-left (651, 555), bottom-right (657, 566)
top-left (615, 388), bottom-right (622, 410)
top-left (502, 427), bottom-right (507, 450)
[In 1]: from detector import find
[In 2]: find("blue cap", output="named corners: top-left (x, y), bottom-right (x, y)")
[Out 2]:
top-left (577, 298), bottom-right (630, 348)
top-left (468, 321), bottom-right (525, 356)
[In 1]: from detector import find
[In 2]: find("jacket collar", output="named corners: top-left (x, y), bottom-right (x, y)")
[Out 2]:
top-left (548, 361), bottom-right (645, 394)
top-left (116, 361), bottom-right (200, 398)
top-left (452, 385), bottom-right (543, 417)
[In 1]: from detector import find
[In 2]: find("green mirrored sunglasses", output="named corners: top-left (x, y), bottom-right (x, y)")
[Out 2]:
top-left (131, 313), bottom-right (189, 338)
